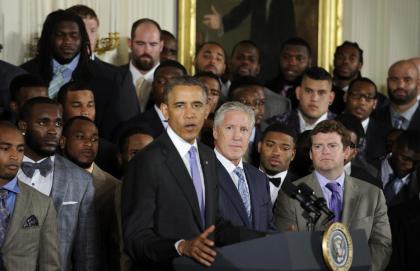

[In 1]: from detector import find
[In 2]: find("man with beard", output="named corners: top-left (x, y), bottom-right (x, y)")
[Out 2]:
top-left (60, 116), bottom-right (120, 271)
top-left (16, 97), bottom-right (98, 271)
top-left (125, 18), bottom-right (163, 111)
top-left (257, 123), bottom-right (298, 205)
top-left (374, 60), bottom-right (420, 131)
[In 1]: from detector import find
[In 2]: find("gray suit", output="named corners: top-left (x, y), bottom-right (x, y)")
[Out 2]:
top-left (51, 155), bottom-right (98, 271)
top-left (1, 181), bottom-right (60, 271)
top-left (263, 87), bottom-right (291, 120)
top-left (274, 173), bottom-right (392, 271)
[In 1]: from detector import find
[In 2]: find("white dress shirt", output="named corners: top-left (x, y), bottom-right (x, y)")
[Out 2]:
top-left (129, 61), bottom-right (159, 86)
top-left (214, 149), bottom-right (250, 193)
top-left (18, 155), bottom-right (55, 196)
top-left (260, 168), bottom-right (288, 205)
top-left (361, 117), bottom-right (370, 133)
top-left (298, 110), bottom-right (328, 133)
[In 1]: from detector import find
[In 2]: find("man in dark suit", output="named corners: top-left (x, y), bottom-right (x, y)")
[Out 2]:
top-left (122, 76), bottom-right (264, 270)
top-left (16, 97), bottom-right (98, 271)
top-left (0, 121), bottom-right (60, 271)
top-left (60, 116), bottom-right (120, 271)
top-left (213, 102), bottom-right (274, 231)
top-left (20, 9), bottom-right (139, 140)
top-left (258, 123), bottom-right (299, 205)
top-left (0, 60), bottom-right (25, 118)
top-left (374, 60), bottom-right (420, 132)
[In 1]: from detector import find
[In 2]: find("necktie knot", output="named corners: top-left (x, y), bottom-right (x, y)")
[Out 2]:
top-left (21, 157), bottom-right (53, 178)
top-left (393, 116), bottom-right (405, 129)
top-left (326, 182), bottom-right (340, 193)
top-left (188, 146), bottom-right (197, 160)
top-left (0, 189), bottom-right (8, 201)
top-left (268, 177), bottom-right (282, 187)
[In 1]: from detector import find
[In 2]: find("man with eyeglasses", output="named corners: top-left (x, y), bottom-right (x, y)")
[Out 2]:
top-left (345, 77), bottom-right (391, 169)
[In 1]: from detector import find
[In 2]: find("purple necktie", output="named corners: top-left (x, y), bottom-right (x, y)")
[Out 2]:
top-left (188, 147), bottom-right (205, 225)
top-left (326, 182), bottom-right (342, 222)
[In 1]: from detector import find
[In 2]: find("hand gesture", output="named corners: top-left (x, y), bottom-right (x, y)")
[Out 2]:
top-left (203, 5), bottom-right (222, 30)
top-left (179, 225), bottom-right (217, 266)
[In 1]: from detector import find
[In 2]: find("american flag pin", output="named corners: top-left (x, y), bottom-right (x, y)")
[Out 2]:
top-left (205, 161), bottom-right (208, 165)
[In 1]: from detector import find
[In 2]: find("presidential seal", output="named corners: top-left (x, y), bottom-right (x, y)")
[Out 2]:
top-left (322, 222), bottom-right (353, 271)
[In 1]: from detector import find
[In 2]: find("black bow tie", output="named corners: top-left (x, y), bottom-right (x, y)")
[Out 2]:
top-left (268, 177), bottom-right (282, 187)
top-left (21, 157), bottom-right (53, 178)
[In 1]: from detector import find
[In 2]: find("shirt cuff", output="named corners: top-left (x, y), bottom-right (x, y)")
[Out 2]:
top-left (175, 239), bottom-right (185, 256)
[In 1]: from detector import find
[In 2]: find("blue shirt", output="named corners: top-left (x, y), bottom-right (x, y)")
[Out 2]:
top-left (1, 177), bottom-right (20, 215)
top-left (314, 171), bottom-right (345, 209)
top-left (51, 53), bottom-right (80, 84)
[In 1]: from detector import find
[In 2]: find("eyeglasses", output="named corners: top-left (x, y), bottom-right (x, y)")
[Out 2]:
top-left (348, 92), bottom-right (376, 101)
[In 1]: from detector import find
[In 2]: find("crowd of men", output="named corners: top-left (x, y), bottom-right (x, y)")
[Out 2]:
top-left (0, 4), bottom-right (419, 271)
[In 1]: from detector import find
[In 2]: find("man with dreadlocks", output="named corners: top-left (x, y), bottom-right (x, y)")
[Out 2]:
top-left (20, 9), bottom-right (139, 141)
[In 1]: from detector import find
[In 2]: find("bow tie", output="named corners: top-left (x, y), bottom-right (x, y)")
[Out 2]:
top-left (268, 177), bottom-right (282, 187)
top-left (21, 157), bottom-right (53, 178)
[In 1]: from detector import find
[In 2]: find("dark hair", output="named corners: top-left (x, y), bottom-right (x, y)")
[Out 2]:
top-left (280, 37), bottom-right (312, 57)
top-left (194, 71), bottom-right (222, 91)
top-left (163, 76), bottom-right (207, 103)
top-left (196, 41), bottom-right (227, 63)
top-left (262, 123), bottom-right (297, 145)
top-left (154, 60), bottom-right (187, 78)
top-left (9, 74), bottom-right (48, 102)
top-left (0, 120), bottom-right (21, 133)
top-left (19, 97), bottom-right (60, 121)
top-left (310, 120), bottom-right (351, 148)
top-left (231, 40), bottom-right (260, 62)
top-left (36, 9), bottom-right (92, 82)
top-left (303, 67), bottom-right (332, 83)
top-left (348, 77), bottom-right (378, 97)
top-left (394, 130), bottom-right (420, 154)
top-left (161, 30), bottom-right (176, 40)
top-left (228, 76), bottom-right (264, 100)
top-left (118, 125), bottom-right (154, 152)
top-left (335, 41), bottom-right (364, 64)
top-left (335, 113), bottom-right (365, 144)
top-left (66, 5), bottom-right (99, 24)
top-left (57, 81), bottom-right (94, 105)
top-left (131, 18), bottom-right (161, 39)
top-left (62, 115), bottom-right (96, 137)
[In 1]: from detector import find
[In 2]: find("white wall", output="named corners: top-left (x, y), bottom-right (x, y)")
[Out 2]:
top-left (0, 0), bottom-right (177, 65)
top-left (342, 0), bottom-right (420, 92)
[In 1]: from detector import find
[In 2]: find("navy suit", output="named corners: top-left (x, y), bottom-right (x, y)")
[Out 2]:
top-left (373, 103), bottom-right (420, 132)
top-left (216, 160), bottom-right (275, 232)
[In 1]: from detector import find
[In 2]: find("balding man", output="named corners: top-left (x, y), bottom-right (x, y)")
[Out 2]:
top-left (409, 57), bottom-right (420, 99)
top-left (374, 60), bottom-right (420, 131)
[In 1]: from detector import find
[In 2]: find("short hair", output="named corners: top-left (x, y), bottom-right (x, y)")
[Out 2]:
top-left (228, 76), bottom-right (264, 100)
top-left (62, 116), bottom-right (96, 137)
top-left (161, 30), bottom-right (176, 40)
top-left (335, 113), bottom-right (365, 144)
top-left (66, 5), bottom-right (99, 24)
top-left (154, 60), bottom-right (187, 78)
top-left (162, 76), bottom-right (207, 103)
top-left (214, 101), bottom-right (255, 129)
top-left (348, 77), bottom-right (378, 97)
top-left (261, 123), bottom-right (297, 145)
top-left (9, 74), bottom-right (48, 102)
top-left (57, 81), bottom-right (94, 105)
top-left (118, 125), bottom-right (154, 153)
top-left (0, 120), bottom-right (21, 133)
top-left (196, 41), bottom-right (227, 63)
top-left (310, 120), bottom-right (351, 148)
top-left (303, 67), bottom-right (332, 83)
top-left (131, 18), bottom-right (161, 39)
top-left (280, 37), bottom-right (312, 57)
top-left (231, 40), bottom-right (260, 62)
top-left (335, 41), bottom-right (364, 64)
top-left (394, 130), bottom-right (420, 154)
top-left (19, 97), bottom-right (60, 121)
top-left (194, 71), bottom-right (222, 92)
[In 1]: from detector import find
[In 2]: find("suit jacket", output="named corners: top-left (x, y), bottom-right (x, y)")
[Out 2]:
top-left (364, 118), bottom-right (391, 169)
top-left (0, 60), bottom-right (26, 117)
top-left (122, 132), bottom-right (265, 270)
top-left (262, 87), bottom-right (291, 120)
top-left (216, 161), bottom-right (275, 232)
top-left (274, 173), bottom-right (392, 271)
top-left (120, 63), bottom-right (153, 112)
top-left (51, 154), bottom-right (99, 271)
top-left (92, 164), bottom-right (121, 271)
top-left (1, 181), bottom-right (60, 271)
top-left (350, 163), bottom-right (382, 188)
top-left (373, 103), bottom-right (420, 132)
top-left (20, 57), bottom-right (140, 140)
top-left (380, 169), bottom-right (420, 207)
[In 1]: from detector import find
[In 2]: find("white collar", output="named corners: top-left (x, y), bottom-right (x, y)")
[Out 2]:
top-left (167, 126), bottom-right (198, 158)
top-left (361, 117), bottom-right (370, 133)
top-left (154, 104), bottom-right (167, 123)
top-left (129, 61), bottom-right (159, 82)
top-left (297, 110), bottom-right (329, 132)
top-left (23, 155), bottom-right (55, 164)
top-left (214, 148), bottom-right (244, 174)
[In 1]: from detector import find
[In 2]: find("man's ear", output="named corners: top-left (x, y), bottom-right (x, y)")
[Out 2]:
top-left (257, 141), bottom-right (262, 153)
top-left (17, 120), bottom-right (27, 135)
top-left (161, 102), bottom-right (169, 120)
top-left (59, 136), bottom-right (66, 152)
top-left (9, 101), bottom-right (18, 114)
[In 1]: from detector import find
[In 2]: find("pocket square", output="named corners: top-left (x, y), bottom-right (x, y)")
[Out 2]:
top-left (23, 215), bottom-right (39, 228)
top-left (62, 201), bottom-right (78, 205)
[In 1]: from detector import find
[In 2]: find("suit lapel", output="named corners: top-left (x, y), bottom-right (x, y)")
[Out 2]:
top-left (244, 165), bottom-right (259, 228)
top-left (341, 176), bottom-right (361, 224)
top-left (50, 155), bottom-right (70, 212)
top-left (161, 134), bottom-right (203, 230)
top-left (408, 105), bottom-right (420, 130)
top-left (3, 181), bottom-right (32, 249)
top-left (306, 174), bottom-right (330, 229)
top-left (198, 145), bottom-right (217, 229)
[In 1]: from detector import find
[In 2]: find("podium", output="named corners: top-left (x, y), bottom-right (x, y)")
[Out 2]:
top-left (173, 230), bottom-right (371, 271)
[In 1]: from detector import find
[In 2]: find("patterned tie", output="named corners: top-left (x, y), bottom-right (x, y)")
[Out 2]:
top-left (384, 174), bottom-right (404, 203)
top-left (393, 116), bottom-right (405, 129)
top-left (21, 157), bottom-right (53, 178)
top-left (188, 147), bottom-right (205, 225)
top-left (48, 65), bottom-right (67, 98)
top-left (234, 167), bottom-right (252, 224)
top-left (0, 189), bottom-right (10, 247)
top-left (326, 182), bottom-right (342, 222)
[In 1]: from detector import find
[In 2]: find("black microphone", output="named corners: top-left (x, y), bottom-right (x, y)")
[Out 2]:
top-left (282, 181), bottom-right (321, 216)
top-left (297, 183), bottom-right (335, 224)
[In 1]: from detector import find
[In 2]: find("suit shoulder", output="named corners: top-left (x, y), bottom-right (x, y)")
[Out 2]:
top-left (348, 176), bottom-right (382, 194)
top-left (55, 155), bottom-right (93, 183)
top-left (243, 162), bottom-right (264, 177)
top-left (18, 181), bottom-right (54, 206)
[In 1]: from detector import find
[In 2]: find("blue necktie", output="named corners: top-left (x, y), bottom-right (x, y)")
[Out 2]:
top-left (188, 147), bottom-right (205, 225)
top-left (326, 182), bottom-right (342, 222)
top-left (0, 189), bottom-right (9, 247)
top-left (48, 65), bottom-right (67, 98)
top-left (384, 174), bottom-right (404, 203)
top-left (234, 167), bottom-right (252, 224)
top-left (393, 116), bottom-right (405, 129)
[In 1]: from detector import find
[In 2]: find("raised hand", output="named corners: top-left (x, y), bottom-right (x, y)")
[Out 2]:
top-left (203, 5), bottom-right (222, 30)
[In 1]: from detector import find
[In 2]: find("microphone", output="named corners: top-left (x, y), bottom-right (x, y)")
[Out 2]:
top-left (282, 181), bottom-right (321, 216)
top-left (297, 183), bottom-right (335, 224)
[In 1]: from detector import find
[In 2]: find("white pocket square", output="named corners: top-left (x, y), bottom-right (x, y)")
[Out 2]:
top-left (62, 201), bottom-right (78, 205)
